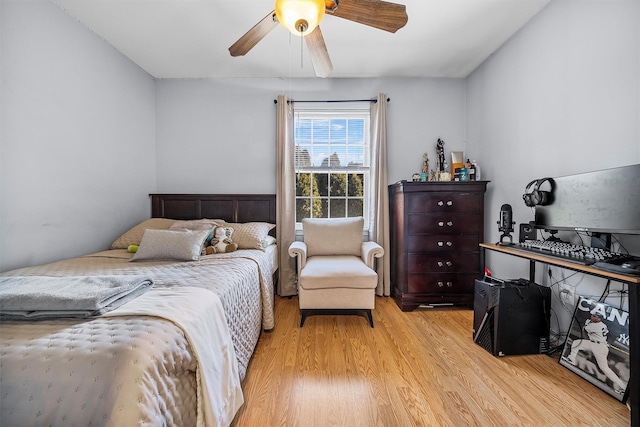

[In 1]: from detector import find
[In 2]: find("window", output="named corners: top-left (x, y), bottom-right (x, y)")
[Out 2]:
top-left (294, 105), bottom-right (370, 227)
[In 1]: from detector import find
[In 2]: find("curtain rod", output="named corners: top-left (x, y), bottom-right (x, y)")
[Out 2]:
top-left (273, 97), bottom-right (390, 104)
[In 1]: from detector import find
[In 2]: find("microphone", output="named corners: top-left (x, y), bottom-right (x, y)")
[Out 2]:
top-left (497, 204), bottom-right (515, 245)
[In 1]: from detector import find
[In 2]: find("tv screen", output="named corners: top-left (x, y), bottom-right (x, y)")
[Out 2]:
top-left (533, 164), bottom-right (640, 235)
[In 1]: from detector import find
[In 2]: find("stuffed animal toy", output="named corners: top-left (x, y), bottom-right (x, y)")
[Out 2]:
top-left (205, 226), bottom-right (238, 254)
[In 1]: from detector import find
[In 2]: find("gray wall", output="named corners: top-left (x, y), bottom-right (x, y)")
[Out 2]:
top-left (467, 0), bottom-right (639, 333)
top-left (1, 0), bottom-right (157, 272)
top-left (155, 77), bottom-right (467, 193)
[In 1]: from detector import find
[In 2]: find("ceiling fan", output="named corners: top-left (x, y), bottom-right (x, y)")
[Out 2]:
top-left (228, 0), bottom-right (408, 78)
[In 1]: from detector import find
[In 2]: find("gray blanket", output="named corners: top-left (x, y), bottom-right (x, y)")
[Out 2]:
top-left (0, 275), bottom-right (154, 319)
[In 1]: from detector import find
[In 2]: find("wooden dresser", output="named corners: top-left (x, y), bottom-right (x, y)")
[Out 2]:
top-left (389, 181), bottom-right (488, 311)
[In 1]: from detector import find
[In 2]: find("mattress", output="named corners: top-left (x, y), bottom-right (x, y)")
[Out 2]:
top-left (0, 247), bottom-right (277, 426)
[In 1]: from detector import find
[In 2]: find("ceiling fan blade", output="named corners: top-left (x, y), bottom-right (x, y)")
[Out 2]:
top-left (305, 26), bottom-right (333, 78)
top-left (327, 0), bottom-right (408, 33)
top-left (229, 11), bottom-right (279, 57)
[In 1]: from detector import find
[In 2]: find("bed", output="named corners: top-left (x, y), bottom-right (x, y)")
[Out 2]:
top-left (0, 194), bottom-right (277, 427)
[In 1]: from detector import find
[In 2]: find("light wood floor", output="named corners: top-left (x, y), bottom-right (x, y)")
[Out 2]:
top-left (232, 296), bottom-right (630, 426)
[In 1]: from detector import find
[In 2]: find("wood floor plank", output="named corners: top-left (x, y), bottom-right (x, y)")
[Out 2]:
top-left (232, 296), bottom-right (630, 426)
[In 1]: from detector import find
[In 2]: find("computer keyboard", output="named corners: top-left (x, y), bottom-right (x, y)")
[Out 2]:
top-left (515, 240), bottom-right (634, 266)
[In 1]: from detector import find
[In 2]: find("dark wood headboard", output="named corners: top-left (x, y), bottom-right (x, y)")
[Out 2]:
top-left (150, 194), bottom-right (276, 225)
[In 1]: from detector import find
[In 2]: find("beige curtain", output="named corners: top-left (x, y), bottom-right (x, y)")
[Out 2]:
top-left (276, 94), bottom-right (297, 296)
top-left (370, 93), bottom-right (391, 296)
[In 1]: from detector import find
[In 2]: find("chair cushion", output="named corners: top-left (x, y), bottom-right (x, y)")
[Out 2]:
top-left (299, 255), bottom-right (378, 290)
top-left (302, 217), bottom-right (363, 257)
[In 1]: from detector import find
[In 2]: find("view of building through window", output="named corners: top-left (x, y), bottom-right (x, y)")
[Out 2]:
top-left (294, 109), bottom-right (370, 225)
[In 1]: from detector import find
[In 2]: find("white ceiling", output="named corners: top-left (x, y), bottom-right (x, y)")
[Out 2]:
top-left (52, 0), bottom-right (550, 79)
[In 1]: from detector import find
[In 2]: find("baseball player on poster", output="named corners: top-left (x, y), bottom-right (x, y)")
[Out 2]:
top-left (563, 310), bottom-right (627, 394)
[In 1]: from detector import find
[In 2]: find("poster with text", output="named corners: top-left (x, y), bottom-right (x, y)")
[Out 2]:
top-left (559, 296), bottom-right (630, 403)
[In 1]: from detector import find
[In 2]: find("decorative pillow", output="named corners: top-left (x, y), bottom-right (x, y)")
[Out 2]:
top-left (303, 217), bottom-right (363, 257)
top-left (170, 219), bottom-right (225, 245)
top-left (111, 218), bottom-right (176, 249)
top-left (223, 222), bottom-right (275, 250)
top-left (169, 218), bottom-right (225, 231)
top-left (130, 229), bottom-right (211, 262)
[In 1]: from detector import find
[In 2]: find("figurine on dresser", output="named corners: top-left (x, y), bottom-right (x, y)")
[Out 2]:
top-left (435, 138), bottom-right (451, 181)
top-left (422, 153), bottom-right (429, 181)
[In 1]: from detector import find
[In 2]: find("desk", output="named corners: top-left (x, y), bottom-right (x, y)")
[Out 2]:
top-left (480, 243), bottom-right (639, 427)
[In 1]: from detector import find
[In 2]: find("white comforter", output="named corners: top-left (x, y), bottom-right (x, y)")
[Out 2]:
top-left (0, 287), bottom-right (243, 427)
top-left (0, 248), bottom-right (277, 426)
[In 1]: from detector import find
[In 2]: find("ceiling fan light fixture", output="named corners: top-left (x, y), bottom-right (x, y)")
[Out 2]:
top-left (275, 0), bottom-right (325, 36)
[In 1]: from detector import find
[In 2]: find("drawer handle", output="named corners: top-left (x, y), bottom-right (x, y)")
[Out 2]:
top-left (439, 221), bottom-right (454, 227)
top-left (437, 241), bottom-right (453, 247)
top-left (437, 261), bottom-right (453, 267)
top-left (437, 200), bottom-right (454, 207)
top-left (447, 281), bottom-right (453, 287)
top-left (438, 281), bottom-right (444, 287)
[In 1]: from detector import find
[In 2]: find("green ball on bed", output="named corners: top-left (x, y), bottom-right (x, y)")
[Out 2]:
top-left (128, 245), bottom-right (139, 253)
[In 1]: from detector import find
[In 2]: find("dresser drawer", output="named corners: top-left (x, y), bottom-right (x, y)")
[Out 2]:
top-left (407, 234), bottom-right (480, 253)
top-left (407, 273), bottom-right (477, 294)
top-left (408, 213), bottom-right (483, 234)
top-left (407, 192), bottom-right (483, 213)
top-left (408, 253), bottom-right (479, 273)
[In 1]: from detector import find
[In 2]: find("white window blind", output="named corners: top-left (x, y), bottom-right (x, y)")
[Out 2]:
top-left (294, 103), bottom-right (371, 227)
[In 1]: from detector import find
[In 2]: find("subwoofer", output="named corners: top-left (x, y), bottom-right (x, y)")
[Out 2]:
top-left (473, 278), bottom-right (551, 356)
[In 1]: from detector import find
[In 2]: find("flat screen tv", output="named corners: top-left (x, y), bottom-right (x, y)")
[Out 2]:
top-left (533, 164), bottom-right (640, 236)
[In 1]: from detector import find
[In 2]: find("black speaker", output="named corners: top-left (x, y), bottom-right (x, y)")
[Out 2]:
top-left (523, 177), bottom-right (553, 207)
top-left (473, 278), bottom-right (551, 356)
top-left (519, 222), bottom-right (537, 242)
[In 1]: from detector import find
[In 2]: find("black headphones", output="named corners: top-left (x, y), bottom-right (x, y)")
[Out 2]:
top-left (523, 177), bottom-right (553, 207)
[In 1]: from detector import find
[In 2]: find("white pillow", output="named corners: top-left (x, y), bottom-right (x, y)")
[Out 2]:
top-left (223, 222), bottom-right (275, 250)
top-left (262, 235), bottom-right (277, 248)
top-left (111, 218), bottom-right (176, 249)
top-left (130, 229), bottom-right (210, 262)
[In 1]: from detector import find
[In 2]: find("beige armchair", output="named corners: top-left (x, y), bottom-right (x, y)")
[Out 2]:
top-left (288, 217), bottom-right (384, 327)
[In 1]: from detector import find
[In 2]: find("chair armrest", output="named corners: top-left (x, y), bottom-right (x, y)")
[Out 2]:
top-left (361, 241), bottom-right (384, 269)
top-left (288, 241), bottom-right (308, 275)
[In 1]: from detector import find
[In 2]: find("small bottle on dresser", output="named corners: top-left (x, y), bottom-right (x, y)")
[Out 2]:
top-left (465, 159), bottom-right (475, 181)
top-left (472, 160), bottom-right (481, 180)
